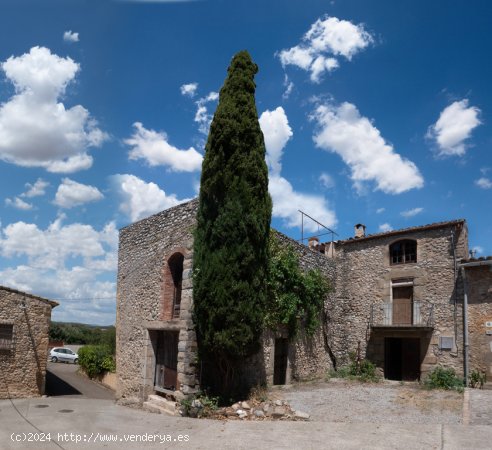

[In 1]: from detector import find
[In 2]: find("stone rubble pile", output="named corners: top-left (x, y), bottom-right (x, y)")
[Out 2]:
top-left (183, 398), bottom-right (310, 421)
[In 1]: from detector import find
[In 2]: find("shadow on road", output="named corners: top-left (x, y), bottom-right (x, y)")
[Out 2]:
top-left (46, 370), bottom-right (82, 396)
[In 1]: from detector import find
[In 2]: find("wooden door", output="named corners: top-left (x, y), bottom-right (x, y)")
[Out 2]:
top-left (154, 331), bottom-right (179, 391)
top-left (392, 286), bottom-right (413, 325)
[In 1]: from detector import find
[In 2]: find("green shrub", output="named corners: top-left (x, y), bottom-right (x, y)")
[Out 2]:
top-left (469, 369), bottom-right (486, 389)
top-left (180, 392), bottom-right (219, 418)
top-left (424, 366), bottom-right (464, 392)
top-left (78, 345), bottom-right (115, 378)
top-left (328, 358), bottom-right (379, 383)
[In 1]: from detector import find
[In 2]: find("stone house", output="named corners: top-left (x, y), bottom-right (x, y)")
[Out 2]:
top-left (322, 220), bottom-right (469, 381)
top-left (116, 200), bottom-right (490, 407)
top-left (0, 286), bottom-right (58, 399)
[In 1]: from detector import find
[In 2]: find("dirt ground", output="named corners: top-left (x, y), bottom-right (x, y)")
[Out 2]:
top-left (278, 379), bottom-right (463, 424)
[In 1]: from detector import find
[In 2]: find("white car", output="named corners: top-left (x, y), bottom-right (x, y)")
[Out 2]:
top-left (50, 347), bottom-right (79, 364)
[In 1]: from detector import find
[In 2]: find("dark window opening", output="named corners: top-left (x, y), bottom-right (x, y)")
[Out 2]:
top-left (0, 324), bottom-right (13, 353)
top-left (273, 338), bottom-right (289, 385)
top-left (168, 253), bottom-right (184, 319)
top-left (390, 240), bottom-right (417, 265)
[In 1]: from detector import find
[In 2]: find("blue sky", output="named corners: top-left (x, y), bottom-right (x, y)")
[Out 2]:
top-left (0, 0), bottom-right (490, 325)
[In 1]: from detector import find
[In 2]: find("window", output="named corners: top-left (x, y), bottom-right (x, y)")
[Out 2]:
top-left (390, 240), bottom-right (417, 265)
top-left (0, 324), bottom-right (13, 353)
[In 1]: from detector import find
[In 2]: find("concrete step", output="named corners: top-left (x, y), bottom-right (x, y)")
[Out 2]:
top-left (143, 400), bottom-right (176, 416)
top-left (145, 395), bottom-right (177, 415)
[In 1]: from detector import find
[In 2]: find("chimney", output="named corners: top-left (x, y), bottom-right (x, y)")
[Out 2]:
top-left (308, 236), bottom-right (319, 249)
top-left (354, 223), bottom-right (366, 238)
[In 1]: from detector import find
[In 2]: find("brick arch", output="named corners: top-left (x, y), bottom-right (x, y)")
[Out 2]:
top-left (161, 248), bottom-right (187, 320)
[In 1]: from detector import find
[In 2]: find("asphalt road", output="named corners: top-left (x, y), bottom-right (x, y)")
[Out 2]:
top-left (45, 361), bottom-right (114, 400)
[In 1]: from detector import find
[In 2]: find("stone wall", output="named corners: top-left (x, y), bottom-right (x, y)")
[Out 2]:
top-left (0, 287), bottom-right (55, 399)
top-left (271, 231), bottom-right (336, 382)
top-left (116, 199), bottom-right (198, 405)
top-left (331, 222), bottom-right (468, 378)
top-left (465, 264), bottom-right (492, 377)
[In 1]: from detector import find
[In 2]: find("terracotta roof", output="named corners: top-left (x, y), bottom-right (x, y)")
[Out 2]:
top-left (0, 285), bottom-right (59, 308)
top-left (335, 219), bottom-right (466, 245)
top-left (460, 256), bottom-right (492, 264)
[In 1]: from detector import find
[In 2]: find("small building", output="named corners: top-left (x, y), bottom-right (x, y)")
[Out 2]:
top-left (0, 286), bottom-right (58, 399)
top-left (326, 220), bottom-right (469, 381)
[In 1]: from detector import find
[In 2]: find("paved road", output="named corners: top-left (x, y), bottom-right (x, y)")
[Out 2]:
top-left (46, 362), bottom-right (114, 400)
top-left (2, 376), bottom-right (491, 449)
top-left (1, 396), bottom-right (492, 450)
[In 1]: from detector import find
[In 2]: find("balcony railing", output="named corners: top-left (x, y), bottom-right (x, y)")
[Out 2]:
top-left (370, 301), bottom-right (434, 327)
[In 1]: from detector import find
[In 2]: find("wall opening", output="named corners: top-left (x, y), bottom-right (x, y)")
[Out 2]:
top-left (162, 252), bottom-right (184, 320)
top-left (273, 338), bottom-right (289, 385)
top-left (384, 337), bottom-right (420, 381)
top-left (0, 323), bottom-right (13, 355)
top-left (154, 331), bottom-right (179, 391)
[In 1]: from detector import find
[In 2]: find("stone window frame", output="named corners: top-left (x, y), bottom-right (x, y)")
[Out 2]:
top-left (161, 248), bottom-right (187, 321)
top-left (389, 239), bottom-right (417, 265)
top-left (0, 323), bottom-right (14, 354)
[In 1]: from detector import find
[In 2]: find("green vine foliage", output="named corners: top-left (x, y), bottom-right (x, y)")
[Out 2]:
top-left (265, 234), bottom-right (330, 338)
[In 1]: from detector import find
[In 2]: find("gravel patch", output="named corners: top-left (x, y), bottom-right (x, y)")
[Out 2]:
top-left (278, 379), bottom-right (463, 425)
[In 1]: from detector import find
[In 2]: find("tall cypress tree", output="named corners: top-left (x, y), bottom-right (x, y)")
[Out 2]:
top-left (193, 51), bottom-right (272, 396)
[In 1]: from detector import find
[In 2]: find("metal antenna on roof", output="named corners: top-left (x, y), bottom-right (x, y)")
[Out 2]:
top-left (298, 210), bottom-right (338, 245)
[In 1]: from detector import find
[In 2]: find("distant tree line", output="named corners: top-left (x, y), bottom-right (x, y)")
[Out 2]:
top-left (50, 322), bottom-right (116, 355)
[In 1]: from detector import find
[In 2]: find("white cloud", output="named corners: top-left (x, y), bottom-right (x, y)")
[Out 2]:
top-left (427, 99), bottom-right (481, 156)
top-left (0, 46), bottom-right (107, 172)
top-left (472, 245), bottom-right (483, 255)
top-left (259, 106), bottom-right (336, 231)
top-left (63, 30), bottom-right (79, 43)
top-left (180, 82), bottom-right (198, 97)
top-left (54, 178), bottom-right (104, 208)
top-left (312, 101), bottom-right (424, 194)
top-left (379, 223), bottom-right (393, 232)
top-left (112, 174), bottom-right (190, 222)
top-left (269, 175), bottom-right (336, 231)
top-left (309, 56), bottom-right (339, 83)
top-left (0, 216), bottom-right (117, 271)
top-left (282, 75), bottom-right (294, 100)
top-left (259, 107), bottom-right (293, 175)
top-left (278, 16), bottom-right (373, 83)
top-left (400, 207), bottom-right (423, 218)
top-left (319, 172), bottom-right (335, 189)
top-left (125, 122), bottom-right (203, 172)
top-left (22, 178), bottom-right (49, 198)
top-left (475, 177), bottom-right (492, 189)
top-left (194, 91), bottom-right (219, 135)
top-left (5, 197), bottom-right (33, 210)
top-left (0, 214), bottom-right (118, 325)
top-left (376, 207), bottom-right (385, 214)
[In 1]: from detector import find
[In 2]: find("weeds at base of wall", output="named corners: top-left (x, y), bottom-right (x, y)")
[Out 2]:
top-left (179, 392), bottom-right (219, 418)
top-left (469, 369), bottom-right (487, 389)
top-left (423, 366), bottom-right (464, 393)
top-left (327, 358), bottom-right (380, 383)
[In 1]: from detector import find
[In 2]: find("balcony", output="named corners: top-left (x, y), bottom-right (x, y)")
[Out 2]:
top-left (370, 301), bottom-right (434, 328)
